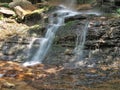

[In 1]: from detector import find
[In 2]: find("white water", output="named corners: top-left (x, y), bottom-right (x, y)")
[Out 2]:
top-left (74, 21), bottom-right (89, 60)
top-left (65, 21), bottom-right (89, 68)
top-left (23, 6), bottom-right (78, 66)
top-left (23, 0), bottom-right (102, 66)
top-left (27, 38), bottom-right (39, 49)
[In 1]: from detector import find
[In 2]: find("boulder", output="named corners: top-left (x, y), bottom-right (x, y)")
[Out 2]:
top-left (14, 5), bottom-right (31, 19)
top-left (9, 0), bottom-right (36, 11)
top-left (0, 7), bottom-right (15, 16)
top-left (9, 0), bottom-right (39, 19)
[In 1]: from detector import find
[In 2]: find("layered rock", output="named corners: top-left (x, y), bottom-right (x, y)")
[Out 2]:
top-left (0, 18), bottom-right (45, 62)
top-left (44, 15), bottom-right (120, 66)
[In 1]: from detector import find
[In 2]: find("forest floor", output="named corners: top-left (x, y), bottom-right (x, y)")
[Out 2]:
top-left (0, 61), bottom-right (120, 90)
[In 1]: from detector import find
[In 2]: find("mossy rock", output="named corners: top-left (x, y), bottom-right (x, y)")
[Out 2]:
top-left (28, 25), bottom-right (45, 37)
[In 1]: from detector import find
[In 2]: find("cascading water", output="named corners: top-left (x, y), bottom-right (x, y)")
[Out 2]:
top-left (65, 21), bottom-right (89, 68)
top-left (74, 21), bottom-right (89, 60)
top-left (27, 38), bottom-right (39, 49)
top-left (23, 6), bottom-right (78, 66)
top-left (23, 0), bottom-right (102, 66)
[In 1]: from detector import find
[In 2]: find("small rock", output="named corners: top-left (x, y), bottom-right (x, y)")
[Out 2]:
top-left (2, 82), bottom-right (15, 88)
top-left (0, 7), bottom-right (16, 16)
top-left (100, 16), bottom-right (106, 20)
top-left (64, 49), bottom-right (73, 55)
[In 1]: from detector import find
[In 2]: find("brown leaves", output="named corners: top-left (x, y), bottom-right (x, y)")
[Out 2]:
top-left (0, 61), bottom-right (63, 81)
top-left (0, 18), bottom-right (28, 40)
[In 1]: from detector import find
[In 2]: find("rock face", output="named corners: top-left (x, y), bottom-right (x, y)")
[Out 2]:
top-left (83, 17), bottom-right (120, 66)
top-left (9, 0), bottom-right (36, 11)
top-left (44, 15), bottom-right (120, 67)
top-left (0, 5), bottom-right (119, 68)
top-left (0, 18), bottom-right (44, 62)
top-left (0, 3), bottom-right (119, 90)
top-left (0, 18), bottom-right (28, 61)
top-left (86, 17), bottom-right (120, 49)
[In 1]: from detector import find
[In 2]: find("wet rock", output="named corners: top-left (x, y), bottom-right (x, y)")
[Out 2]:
top-left (65, 14), bottom-right (86, 23)
top-left (0, 13), bottom-right (47, 62)
top-left (28, 25), bottom-right (45, 36)
top-left (45, 15), bottom-right (120, 68)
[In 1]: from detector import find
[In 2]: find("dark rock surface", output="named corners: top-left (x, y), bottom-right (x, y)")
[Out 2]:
top-left (44, 15), bottom-right (120, 67)
top-left (0, 14), bottom-right (119, 68)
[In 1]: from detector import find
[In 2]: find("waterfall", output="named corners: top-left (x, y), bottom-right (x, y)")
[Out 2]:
top-left (65, 21), bottom-right (89, 68)
top-left (23, 6), bottom-right (78, 66)
top-left (64, 0), bottom-right (76, 9)
top-left (74, 21), bottom-right (89, 60)
top-left (27, 38), bottom-right (39, 49)
top-left (23, 0), bottom-right (100, 67)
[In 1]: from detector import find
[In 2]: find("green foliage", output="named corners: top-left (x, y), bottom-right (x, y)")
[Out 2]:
top-left (117, 8), bottom-right (120, 14)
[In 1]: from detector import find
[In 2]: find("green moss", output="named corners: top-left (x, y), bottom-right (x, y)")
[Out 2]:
top-left (0, 3), bottom-right (9, 8)
top-left (64, 20), bottom-right (79, 31)
top-left (0, 14), bottom-right (4, 20)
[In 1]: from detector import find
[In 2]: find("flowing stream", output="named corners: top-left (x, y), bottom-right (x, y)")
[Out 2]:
top-left (23, 6), bottom-right (78, 66)
top-left (23, 0), bottom-right (102, 66)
